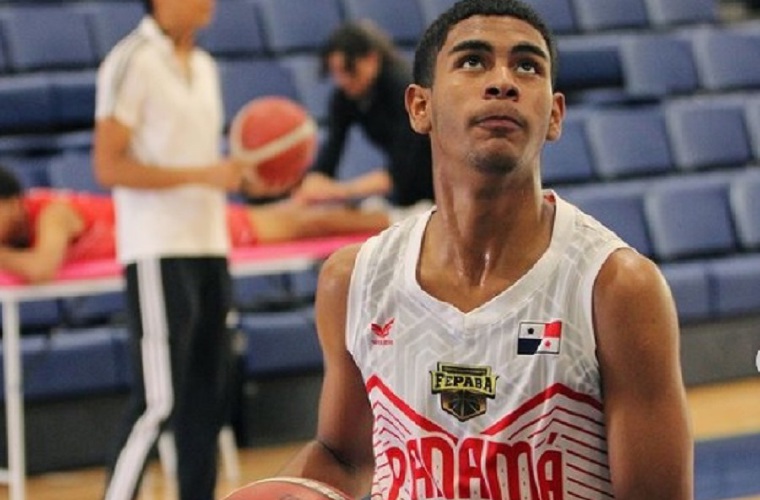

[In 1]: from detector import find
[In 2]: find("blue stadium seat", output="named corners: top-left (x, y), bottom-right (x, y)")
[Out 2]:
top-left (745, 95), bottom-right (760, 161)
top-left (0, 299), bottom-right (64, 334)
top-left (280, 55), bottom-right (334, 124)
top-left (85, 2), bottom-right (144, 61)
top-left (417, 0), bottom-right (458, 26)
top-left (340, 0), bottom-right (425, 46)
top-left (48, 71), bottom-right (97, 130)
top-left (707, 255), bottom-right (760, 317)
top-left (288, 268), bottom-right (320, 301)
top-left (571, 0), bottom-right (650, 32)
top-left (55, 130), bottom-right (94, 155)
top-left (620, 33), bottom-right (700, 100)
top-left (61, 293), bottom-right (126, 328)
top-left (523, 0), bottom-right (577, 34)
top-left (688, 27), bottom-right (760, 91)
top-left (541, 112), bottom-right (596, 186)
top-left (199, 0), bottom-right (267, 58)
top-left (0, 327), bottom-right (125, 401)
top-left (642, 0), bottom-right (718, 27)
top-left (729, 169), bottom-right (760, 250)
top-left (556, 34), bottom-right (623, 93)
top-left (0, 5), bottom-right (97, 71)
top-left (663, 97), bottom-right (752, 171)
top-left (46, 151), bottom-right (108, 194)
top-left (660, 262), bottom-right (712, 322)
top-left (0, 75), bottom-right (53, 134)
top-left (111, 326), bottom-right (134, 388)
top-left (563, 181), bottom-right (652, 256)
top-left (0, 155), bottom-right (52, 190)
top-left (255, 0), bottom-right (343, 54)
top-left (238, 307), bottom-right (322, 377)
top-left (644, 175), bottom-right (736, 261)
top-left (233, 272), bottom-right (312, 311)
top-left (217, 59), bottom-right (299, 128)
top-left (0, 23), bottom-right (7, 74)
top-left (0, 135), bottom-right (59, 157)
top-left (584, 106), bottom-right (673, 180)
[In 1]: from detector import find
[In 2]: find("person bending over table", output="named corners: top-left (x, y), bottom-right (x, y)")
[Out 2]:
top-left (291, 21), bottom-right (434, 213)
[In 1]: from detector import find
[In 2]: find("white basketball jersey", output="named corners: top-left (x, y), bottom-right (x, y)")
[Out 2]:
top-left (346, 193), bottom-right (628, 500)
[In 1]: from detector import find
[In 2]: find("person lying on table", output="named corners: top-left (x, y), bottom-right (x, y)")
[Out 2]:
top-left (0, 164), bottom-right (397, 283)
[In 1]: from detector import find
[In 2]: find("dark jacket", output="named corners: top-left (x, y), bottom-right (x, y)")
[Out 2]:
top-left (312, 57), bottom-right (434, 206)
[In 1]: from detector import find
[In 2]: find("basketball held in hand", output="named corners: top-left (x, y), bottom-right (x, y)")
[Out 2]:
top-left (222, 476), bottom-right (353, 500)
top-left (229, 96), bottom-right (318, 190)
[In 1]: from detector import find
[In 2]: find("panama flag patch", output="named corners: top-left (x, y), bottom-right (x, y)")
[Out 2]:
top-left (517, 321), bottom-right (563, 355)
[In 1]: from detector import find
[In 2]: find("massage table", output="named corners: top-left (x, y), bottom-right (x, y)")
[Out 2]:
top-left (0, 234), bottom-right (370, 500)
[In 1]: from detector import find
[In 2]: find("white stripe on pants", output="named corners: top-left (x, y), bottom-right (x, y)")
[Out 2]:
top-left (105, 259), bottom-right (173, 500)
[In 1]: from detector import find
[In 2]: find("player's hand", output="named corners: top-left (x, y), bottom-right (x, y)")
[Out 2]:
top-left (210, 158), bottom-right (246, 192)
top-left (291, 172), bottom-right (351, 204)
top-left (239, 165), bottom-right (302, 198)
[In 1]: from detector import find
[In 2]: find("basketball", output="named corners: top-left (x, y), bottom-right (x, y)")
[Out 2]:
top-left (222, 477), bottom-right (352, 500)
top-left (229, 96), bottom-right (318, 188)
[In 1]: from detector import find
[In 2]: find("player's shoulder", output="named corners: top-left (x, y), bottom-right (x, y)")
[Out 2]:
top-left (319, 243), bottom-right (362, 291)
top-left (99, 26), bottom-right (152, 78)
top-left (596, 248), bottom-right (670, 308)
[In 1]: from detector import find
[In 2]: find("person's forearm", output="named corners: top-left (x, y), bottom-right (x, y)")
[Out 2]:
top-left (0, 248), bottom-right (59, 283)
top-left (343, 169), bottom-right (392, 199)
top-left (93, 119), bottom-right (229, 191)
top-left (94, 155), bottom-right (221, 190)
top-left (278, 440), bottom-right (373, 498)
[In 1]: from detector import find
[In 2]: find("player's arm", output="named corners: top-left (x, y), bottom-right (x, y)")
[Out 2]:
top-left (294, 169), bottom-right (391, 204)
top-left (594, 248), bottom-right (694, 500)
top-left (92, 117), bottom-right (243, 192)
top-left (279, 244), bottom-right (375, 497)
top-left (0, 202), bottom-right (83, 282)
top-left (340, 169), bottom-right (392, 199)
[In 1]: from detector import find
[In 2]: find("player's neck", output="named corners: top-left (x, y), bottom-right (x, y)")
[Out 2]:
top-left (417, 194), bottom-right (554, 313)
top-left (425, 183), bottom-right (553, 286)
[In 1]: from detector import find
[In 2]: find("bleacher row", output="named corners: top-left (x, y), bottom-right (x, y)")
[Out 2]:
top-left (0, 0), bottom-right (758, 423)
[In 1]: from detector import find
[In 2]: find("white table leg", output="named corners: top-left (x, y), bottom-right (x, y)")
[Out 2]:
top-left (3, 299), bottom-right (25, 500)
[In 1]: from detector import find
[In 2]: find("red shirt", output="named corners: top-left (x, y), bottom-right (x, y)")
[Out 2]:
top-left (23, 189), bottom-right (117, 262)
top-left (22, 190), bottom-right (258, 263)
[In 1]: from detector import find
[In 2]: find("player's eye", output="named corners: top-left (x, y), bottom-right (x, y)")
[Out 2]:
top-left (516, 59), bottom-right (540, 74)
top-left (458, 53), bottom-right (485, 70)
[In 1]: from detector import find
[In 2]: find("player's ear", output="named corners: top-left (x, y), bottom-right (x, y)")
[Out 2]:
top-left (545, 91), bottom-right (566, 142)
top-left (405, 84), bottom-right (432, 134)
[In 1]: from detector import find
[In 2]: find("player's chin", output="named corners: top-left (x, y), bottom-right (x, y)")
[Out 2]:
top-left (468, 148), bottom-right (520, 176)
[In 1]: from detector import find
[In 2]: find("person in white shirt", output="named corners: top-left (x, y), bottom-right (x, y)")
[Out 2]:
top-left (94, 0), bottom-right (248, 498)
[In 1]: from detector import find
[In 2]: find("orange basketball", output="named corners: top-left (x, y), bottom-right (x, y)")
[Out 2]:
top-left (222, 477), bottom-right (352, 500)
top-left (229, 96), bottom-right (318, 188)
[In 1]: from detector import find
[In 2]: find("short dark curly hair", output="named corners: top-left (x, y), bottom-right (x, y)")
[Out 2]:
top-left (413, 0), bottom-right (558, 88)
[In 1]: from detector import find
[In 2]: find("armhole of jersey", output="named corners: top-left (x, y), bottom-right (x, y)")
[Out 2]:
top-left (345, 236), bottom-right (380, 358)
top-left (581, 242), bottom-right (629, 362)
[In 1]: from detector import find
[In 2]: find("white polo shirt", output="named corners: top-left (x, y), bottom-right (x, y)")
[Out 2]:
top-left (95, 17), bottom-right (229, 263)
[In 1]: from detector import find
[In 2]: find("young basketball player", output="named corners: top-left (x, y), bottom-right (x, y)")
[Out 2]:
top-left (273, 1), bottom-right (694, 499)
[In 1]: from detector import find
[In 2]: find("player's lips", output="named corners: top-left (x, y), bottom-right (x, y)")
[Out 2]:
top-left (471, 110), bottom-right (525, 130)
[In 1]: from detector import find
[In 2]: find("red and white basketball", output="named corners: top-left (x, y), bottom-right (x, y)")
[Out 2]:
top-left (229, 96), bottom-right (318, 188)
top-left (222, 477), bottom-right (352, 500)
